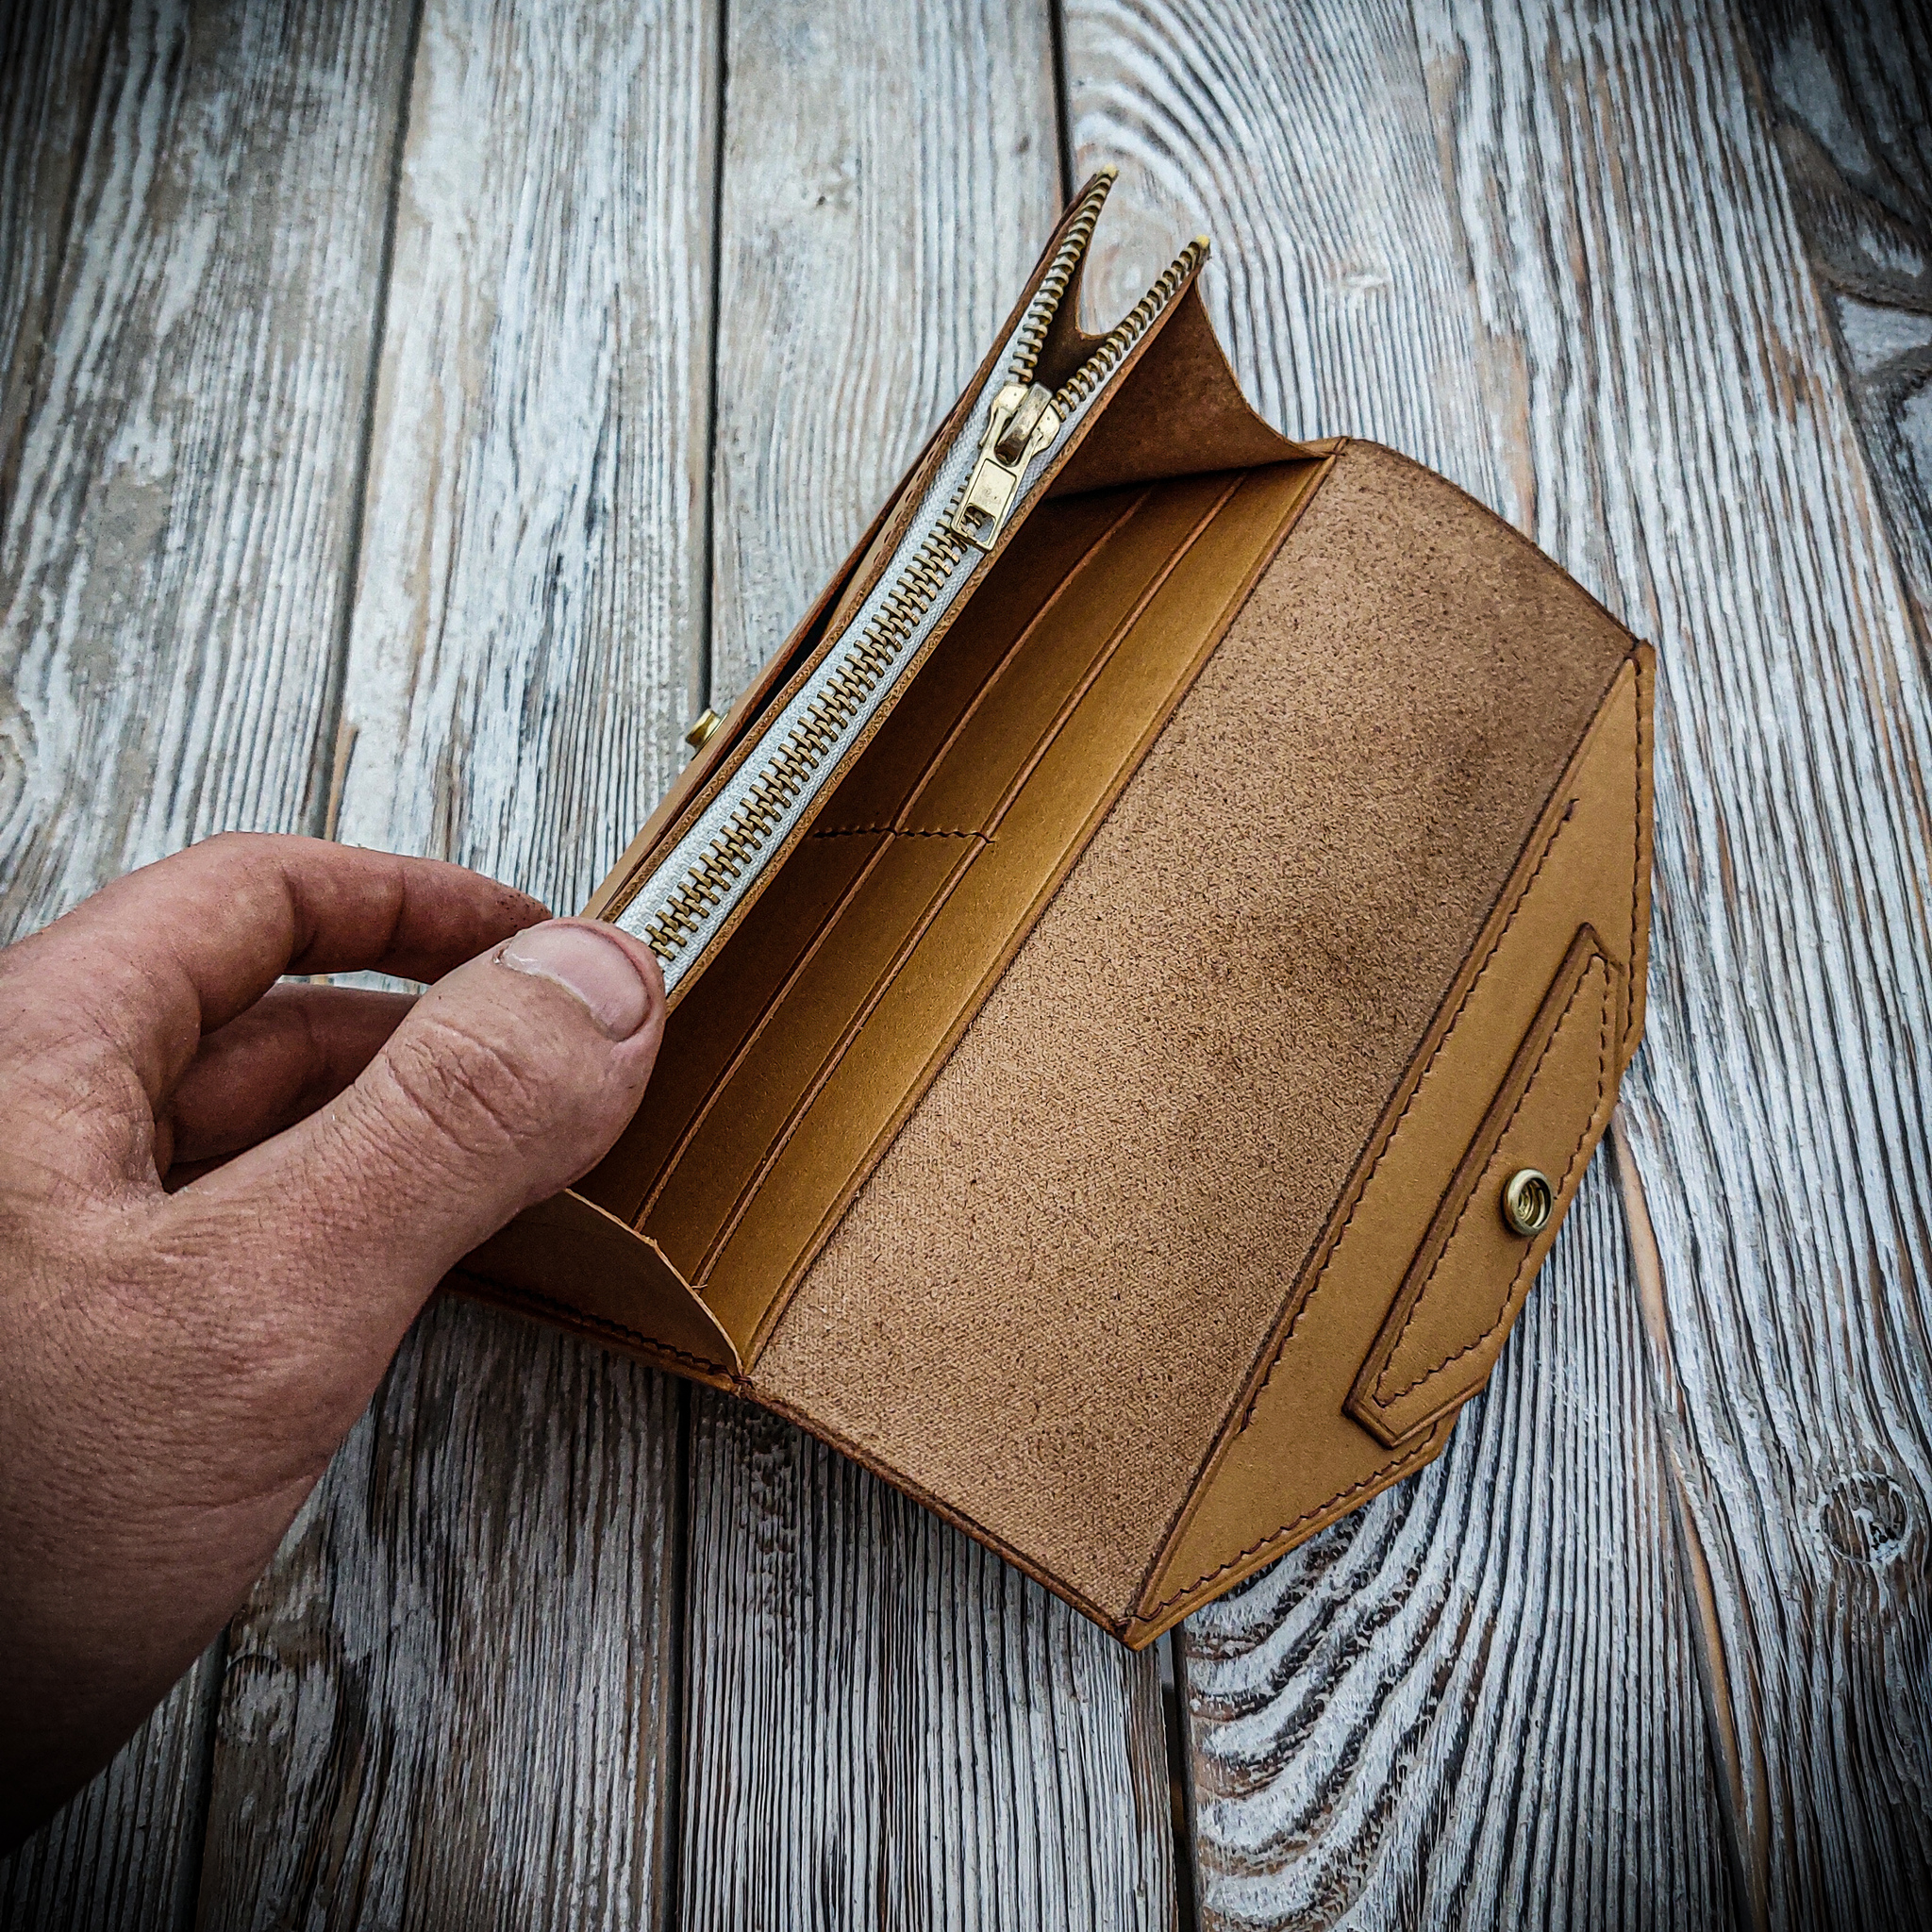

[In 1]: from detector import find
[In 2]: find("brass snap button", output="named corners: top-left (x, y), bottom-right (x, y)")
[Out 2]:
top-left (683, 708), bottom-right (723, 751)
top-left (1502, 1168), bottom-right (1553, 1237)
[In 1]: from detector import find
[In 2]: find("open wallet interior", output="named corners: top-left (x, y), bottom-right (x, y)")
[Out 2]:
top-left (576, 457), bottom-right (1325, 1354)
top-left (457, 171), bottom-right (1653, 1646)
top-left (464, 190), bottom-right (1335, 1377)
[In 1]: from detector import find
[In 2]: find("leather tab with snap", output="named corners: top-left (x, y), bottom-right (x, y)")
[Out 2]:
top-left (1345, 927), bottom-right (1622, 1449)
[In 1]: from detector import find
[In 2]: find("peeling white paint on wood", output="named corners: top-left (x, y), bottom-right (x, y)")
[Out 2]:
top-left (191, 0), bottom-right (721, 1922)
top-left (0, 2), bottom-right (412, 1922)
top-left (1420, 0), bottom-right (1932, 1920)
top-left (330, 0), bottom-right (721, 915)
top-left (6, 0), bottom-right (1930, 1924)
top-left (0, 0), bottom-right (414, 939)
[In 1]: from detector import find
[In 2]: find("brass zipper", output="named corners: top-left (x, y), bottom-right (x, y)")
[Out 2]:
top-left (621, 177), bottom-right (1207, 991)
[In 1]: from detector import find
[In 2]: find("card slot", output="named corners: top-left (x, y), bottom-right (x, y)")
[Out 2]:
top-left (590, 457), bottom-right (1327, 1354)
top-left (591, 487), bottom-right (1147, 1246)
top-left (820, 487), bottom-right (1142, 832)
top-left (641, 835), bottom-right (974, 1278)
top-left (645, 480), bottom-right (1221, 1284)
top-left (700, 462), bottom-right (1323, 1349)
top-left (908, 472), bottom-right (1243, 837)
top-left (574, 832), bottom-right (883, 1226)
top-left (632, 832), bottom-right (900, 1233)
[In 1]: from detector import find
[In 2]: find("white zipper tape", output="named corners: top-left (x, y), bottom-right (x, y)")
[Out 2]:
top-left (616, 190), bottom-right (1201, 996)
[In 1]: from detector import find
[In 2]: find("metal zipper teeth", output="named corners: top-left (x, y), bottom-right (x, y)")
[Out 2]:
top-left (633, 228), bottom-right (1208, 979)
top-left (1005, 171), bottom-right (1114, 387)
top-left (1052, 236), bottom-right (1208, 415)
top-left (639, 508), bottom-right (968, 963)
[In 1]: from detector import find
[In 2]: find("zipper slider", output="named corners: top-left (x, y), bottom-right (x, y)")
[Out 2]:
top-left (949, 381), bottom-right (1061, 552)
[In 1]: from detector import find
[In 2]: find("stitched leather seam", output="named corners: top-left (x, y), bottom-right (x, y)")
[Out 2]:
top-left (452, 1274), bottom-right (733, 1379)
top-left (1235, 661), bottom-right (1641, 1435)
top-left (810, 825), bottom-right (987, 839)
top-left (1145, 1446), bottom-right (1424, 1616)
top-left (1234, 808), bottom-right (1571, 1429)
top-left (1143, 632), bottom-right (1645, 1625)
top-left (1373, 954), bottom-right (1612, 1405)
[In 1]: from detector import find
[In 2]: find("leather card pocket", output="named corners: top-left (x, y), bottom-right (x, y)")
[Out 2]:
top-left (1346, 925), bottom-right (1622, 1448)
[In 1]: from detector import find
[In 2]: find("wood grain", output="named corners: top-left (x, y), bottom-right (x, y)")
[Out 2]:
top-left (681, 1401), bottom-right (1176, 1930)
top-left (0, 0), bottom-right (116, 521)
top-left (10, 0), bottom-right (1928, 1921)
top-left (192, 0), bottom-right (723, 1922)
top-left (0, 0), bottom-right (412, 1920)
top-left (0, 0), bottom-right (416, 941)
top-left (330, 0), bottom-right (720, 909)
top-left (0, 1653), bottom-right (219, 1932)
top-left (1739, 0), bottom-right (1932, 663)
top-left (676, 1), bottom-right (1175, 1920)
top-left (704, 0), bottom-right (1067, 697)
top-left (1064, 2), bottom-right (1731, 1922)
top-left (198, 1298), bottom-right (684, 1932)
top-left (1180, 1166), bottom-right (1729, 1927)
top-left (1421, 0), bottom-right (1932, 1923)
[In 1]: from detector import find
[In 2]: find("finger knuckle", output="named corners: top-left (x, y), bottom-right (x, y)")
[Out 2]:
top-left (379, 1014), bottom-right (555, 1158)
top-left (193, 828), bottom-right (280, 870)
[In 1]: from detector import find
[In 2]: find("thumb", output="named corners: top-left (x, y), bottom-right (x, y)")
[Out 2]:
top-left (194, 917), bottom-right (664, 1320)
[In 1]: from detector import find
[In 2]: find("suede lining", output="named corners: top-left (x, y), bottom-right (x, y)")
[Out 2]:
top-left (755, 441), bottom-right (1640, 1621)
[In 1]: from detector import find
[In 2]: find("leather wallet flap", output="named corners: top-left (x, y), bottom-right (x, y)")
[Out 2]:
top-left (1132, 640), bottom-right (1649, 1639)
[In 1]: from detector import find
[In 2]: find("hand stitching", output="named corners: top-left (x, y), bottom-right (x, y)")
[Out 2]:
top-left (1235, 804), bottom-right (1574, 1430)
top-left (1374, 957), bottom-right (1614, 1406)
top-left (1145, 1443), bottom-right (1427, 1615)
top-left (1371, 952), bottom-right (1607, 1400)
top-left (1151, 661), bottom-right (1645, 1621)
top-left (810, 825), bottom-right (986, 839)
top-left (1236, 658), bottom-right (1643, 1435)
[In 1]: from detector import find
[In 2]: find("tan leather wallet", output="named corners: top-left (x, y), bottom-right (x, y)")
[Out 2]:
top-left (457, 173), bottom-right (1654, 1647)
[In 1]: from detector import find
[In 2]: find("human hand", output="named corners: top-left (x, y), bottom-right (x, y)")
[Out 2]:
top-left (0, 834), bottom-right (665, 1847)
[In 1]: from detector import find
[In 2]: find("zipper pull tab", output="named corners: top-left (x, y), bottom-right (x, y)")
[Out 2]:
top-left (949, 381), bottom-right (1061, 552)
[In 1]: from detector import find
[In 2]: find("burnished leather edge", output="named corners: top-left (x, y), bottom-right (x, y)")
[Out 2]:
top-left (445, 1273), bottom-right (743, 1393)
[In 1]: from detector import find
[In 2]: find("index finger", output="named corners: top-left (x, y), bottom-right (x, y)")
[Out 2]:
top-left (0, 833), bottom-right (550, 1110)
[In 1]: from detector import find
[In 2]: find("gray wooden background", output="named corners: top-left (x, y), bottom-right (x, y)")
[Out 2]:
top-left (3, 0), bottom-right (1929, 1925)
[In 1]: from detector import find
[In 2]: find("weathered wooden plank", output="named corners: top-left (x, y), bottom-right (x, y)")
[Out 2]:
top-left (0, 1653), bottom-right (219, 1932)
top-left (1738, 0), bottom-right (1932, 660)
top-left (1063, 1), bottom-right (1734, 1923)
top-left (0, 0), bottom-right (415, 940)
top-left (1420, 0), bottom-right (1932, 1924)
top-left (198, 1299), bottom-right (685, 1932)
top-left (1063, 0), bottom-right (1510, 506)
top-left (0, 0), bottom-right (415, 1920)
top-left (0, 0), bottom-right (116, 514)
top-left (192, 0), bottom-right (722, 1923)
top-left (328, 0), bottom-right (717, 906)
top-left (675, 0), bottom-right (1176, 1920)
top-left (683, 1402), bottom-right (1176, 1929)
